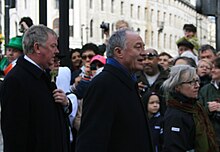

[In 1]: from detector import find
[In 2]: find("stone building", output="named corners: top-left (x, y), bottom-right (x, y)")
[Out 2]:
top-left (0, 0), bottom-right (212, 55)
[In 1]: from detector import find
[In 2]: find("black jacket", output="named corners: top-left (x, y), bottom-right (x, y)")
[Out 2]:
top-left (149, 112), bottom-right (163, 152)
top-left (0, 56), bottom-right (70, 152)
top-left (162, 107), bottom-right (195, 152)
top-left (76, 64), bottom-right (154, 152)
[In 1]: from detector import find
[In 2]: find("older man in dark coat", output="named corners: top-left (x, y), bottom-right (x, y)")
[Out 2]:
top-left (76, 29), bottom-right (154, 152)
top-left (0, 25), bottom-right (71, 152)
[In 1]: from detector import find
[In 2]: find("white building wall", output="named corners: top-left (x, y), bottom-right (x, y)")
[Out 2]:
top-left (79, 0), bottom-right (148, 46)
top-left (4, 0), bottom-right (213, 54)
top-left (147, 0), bottom-right (208, 57)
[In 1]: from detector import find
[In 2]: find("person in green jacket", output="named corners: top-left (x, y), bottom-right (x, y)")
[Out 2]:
top-left (0, 36), bottom-right (23, 77)
top-left (199, 57), bottom-right (220, 150)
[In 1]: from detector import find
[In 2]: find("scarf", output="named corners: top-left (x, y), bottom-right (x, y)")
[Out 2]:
top-left (168, 92), bottom-right (219, 152)
top-left (107, 58), bottom-right (137, 82)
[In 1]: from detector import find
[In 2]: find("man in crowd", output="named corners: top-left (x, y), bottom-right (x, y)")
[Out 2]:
top-left (136, 48), bottom-right (169, 114)
top-left (76, 29), bottom-right (153, 152)
top-left (199, 44), bottom-right (217, 63)
top-left (0, 25), bottom-right (71, 152)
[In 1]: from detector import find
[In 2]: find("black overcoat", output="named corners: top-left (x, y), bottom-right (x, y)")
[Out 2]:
top-left (76, 64), bottom-right (154, 152)
top-left (0, 56), bottom-right (69, 152)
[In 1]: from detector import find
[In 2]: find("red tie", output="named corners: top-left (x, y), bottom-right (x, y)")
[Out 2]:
top-left (4, 63), bottom-right (13, 75)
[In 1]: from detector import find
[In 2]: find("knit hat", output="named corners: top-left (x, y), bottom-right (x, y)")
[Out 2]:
top-left (5, 36), bottom-right (23, 51)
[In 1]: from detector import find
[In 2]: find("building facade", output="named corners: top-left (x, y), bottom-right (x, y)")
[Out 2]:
top-left (146, 0), bottom-right (208, 56)
top-left (0, 0), bottom-right (212, 56)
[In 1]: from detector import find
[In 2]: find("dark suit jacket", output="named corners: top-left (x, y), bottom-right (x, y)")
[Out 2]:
top-left (76, 64), bottom-right (154, 152)
top-left (0, 56), bottom-right (69, 152)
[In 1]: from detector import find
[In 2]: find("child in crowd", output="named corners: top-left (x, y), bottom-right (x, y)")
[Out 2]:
top-left (176, 24), bottom-right (199, 55)
top-left (142, 91), bottom-right (163, 152)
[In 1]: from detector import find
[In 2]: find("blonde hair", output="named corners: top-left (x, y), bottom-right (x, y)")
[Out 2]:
top-left (115, 20), bottom-right (130, 30)
top-left (197, 59), bottom-right (212, 69)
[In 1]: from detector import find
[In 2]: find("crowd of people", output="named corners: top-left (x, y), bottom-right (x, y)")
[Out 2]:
top-left (0, 17), bottom-right (220, 152)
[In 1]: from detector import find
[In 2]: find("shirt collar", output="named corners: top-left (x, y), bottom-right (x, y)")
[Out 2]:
top-left (24, 55), bottom-right (44, 71)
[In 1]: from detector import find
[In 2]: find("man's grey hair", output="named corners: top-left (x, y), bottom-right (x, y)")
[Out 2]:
top-left (22, 24), bottom-right (57, 54)
top-left (162, 64), bottom-right (197, 91)
top-left (106, 28), bottom-right (134, 58)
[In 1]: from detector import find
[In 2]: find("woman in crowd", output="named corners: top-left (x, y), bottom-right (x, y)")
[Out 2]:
top-left (70, 48), bottom-right (82, 72)
top-left (197, 59), bottom-right (212, 89)
top-left (162, 64), bottom-right (218, 152)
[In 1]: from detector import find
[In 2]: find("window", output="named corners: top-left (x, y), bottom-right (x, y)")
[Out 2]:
top-left (69, 0), bottom-right (74, 9)
top-left (101, 0), bottom-right (104, 11)
top-left (169, 13), bottom-right (172, 25)
top-left (130, 4), bottom-right (133, 18)
top-left (163, 12), bottom-right (166, 22)
top-left (151, 31), bottom-right (154, 47)
top-left (10, 0), bottom-right (16, 8)
top-left (55, 0), bottom-right (59, 9)
top-left (24, 0), bottom-right (27, 9)
top-left (169, 34), bottom-right (172, 49)
top-left (174, 15), bottom-right (176, 27)
top-left (112, 23), bottom-right (115, 33)
top-left (111, 0), bottom-right (114, 13)
top-left (157, 10), bottom-right (160, 22)
top-left (164, 33), bottom-right (167, 48)
top-left (137, 6), bottom-right (140, 19)
top-left (69, 25), bottom-right (74, 37)
top-left (144, 7), bottom-right (147, 20)
top-left (145, 30), bottom-right (148, 45)
top-left (151, 9), bottom-right (154, 22)
top-left (15, 21), bottom-right (18, 36)
top-left (158, 32), bottom-right (161, 49)
top-left (137, 28), bottom-right (141, 35)
top-left (0, 0), bottom-right (2, 14)
top-left (90, 0), bottom-right (93, 9)
top-left (90, 20), bottom-right (93, 37)
top-left (121, 1), bottom-right (124, 15)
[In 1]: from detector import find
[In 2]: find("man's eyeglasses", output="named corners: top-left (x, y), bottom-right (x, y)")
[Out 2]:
top-left (144, 52), bottom-right (158, 60)
top-left (181, 78), bottom-right (200, 86)
top-left (82, 54), bottom-right (95, 60)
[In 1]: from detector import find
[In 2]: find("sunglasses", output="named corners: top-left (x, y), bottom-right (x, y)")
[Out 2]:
top-left (82, 54), bottom-right (95, 60)
top-left (144, 52), bottom-right (158, 60)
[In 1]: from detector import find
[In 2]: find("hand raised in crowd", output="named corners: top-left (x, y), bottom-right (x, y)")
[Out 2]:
top-left (138, 81), bottom-right (147, 92)
top-left (208, 101), bottom-right (220, 112)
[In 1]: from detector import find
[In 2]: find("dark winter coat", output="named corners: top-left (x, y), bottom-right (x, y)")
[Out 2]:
top-left (76, 64), bottom-right (154, 152)
top-left (0, 56), bottom-right (70, 152)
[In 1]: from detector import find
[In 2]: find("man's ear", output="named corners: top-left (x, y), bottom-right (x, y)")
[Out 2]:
top-left (33, 42), bottom-right (41, 54)
top-left (114, 47), bottom-right (123, 58)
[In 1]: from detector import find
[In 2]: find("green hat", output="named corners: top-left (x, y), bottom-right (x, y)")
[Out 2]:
top-left (5, 36), bottom-right (23, 51)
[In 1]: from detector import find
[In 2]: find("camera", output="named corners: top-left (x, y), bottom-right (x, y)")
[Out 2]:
top-left (100, 22), bottom-right (109, 32)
